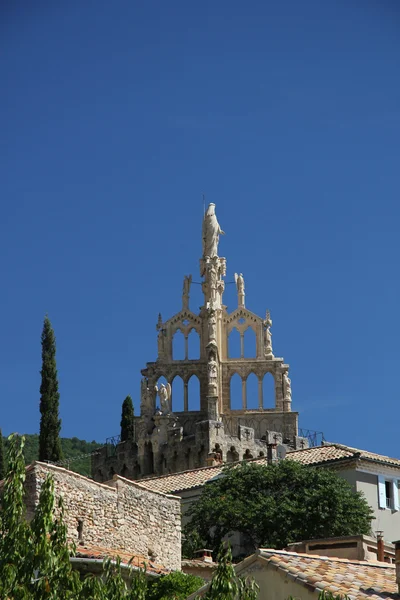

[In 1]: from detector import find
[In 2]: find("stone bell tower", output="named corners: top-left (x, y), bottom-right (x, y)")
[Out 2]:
top-left (92, 204), bottom-right (306, 483)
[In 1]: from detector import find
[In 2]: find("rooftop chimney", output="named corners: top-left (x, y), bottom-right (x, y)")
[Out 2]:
top-left (194, 549), bottom-right (214, 563)
top-left (377, 531), bottom-right (384, 562)
top-left (394, 540), bottom-right (400, 592)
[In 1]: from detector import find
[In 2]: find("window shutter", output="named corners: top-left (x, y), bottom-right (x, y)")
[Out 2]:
top-left (393, 480), bottom-right (399, 511)
top-left (378, 475), bottom-right (386, 509)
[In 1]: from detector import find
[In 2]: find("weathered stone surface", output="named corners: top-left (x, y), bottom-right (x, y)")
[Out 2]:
top-left (24, 462), bottom-right (181, 572)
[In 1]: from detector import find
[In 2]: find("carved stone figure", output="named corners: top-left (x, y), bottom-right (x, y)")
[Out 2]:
top-left (208, 310), bottom-right (217, 343)
top-left (208, 264), bottom-right (217, 302)
top-left (263, 310), bottom-right (273, 356)
top-left (207, 353), bottom-right (218, 395)
top-left (234, 272), bottom-right (245, 307)
top-left (155, 382), bottom-right (172, 415)
top-left (283, 371), bottom-right (292, 401)
top-left (202, 203), bottom-right (225, 258)
top-left (235, 273), bottom-right (244, 294)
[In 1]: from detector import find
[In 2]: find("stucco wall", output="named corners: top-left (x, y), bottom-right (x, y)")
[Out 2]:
top-left (355, 469), bottom-right (400, 542)
top-left (24, 462), bottom-right (181, 572)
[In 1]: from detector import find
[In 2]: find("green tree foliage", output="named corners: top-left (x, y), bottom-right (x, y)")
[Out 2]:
top-left (39, 316), bottom-right (63, 462)
top-left (120, 396), bottom-right (135, 442)
top-left (203, 546), bottom-right (258, 600)
top-left (2, 433), bottom-right (101, 477)
top-left (0, 427), bottom-right (5, 480)
top-left (0, 436), bottom-right (257, 599)
top-left (0, 434), bottom-right (81, 598)
top-left (147, 570), bottom-right (203, 600)
top-left (184, 460), bottom-right (373, 554)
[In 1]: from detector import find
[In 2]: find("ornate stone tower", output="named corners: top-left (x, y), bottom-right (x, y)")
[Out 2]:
top-left (92, 204), bottom-right (307, 482)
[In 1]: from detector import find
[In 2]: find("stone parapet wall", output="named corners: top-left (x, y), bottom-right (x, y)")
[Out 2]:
top-left (24, 462), bottom-right (181, 572)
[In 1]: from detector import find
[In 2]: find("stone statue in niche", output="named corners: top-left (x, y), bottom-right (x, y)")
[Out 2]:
top-left (155, 382), bottom-right (172, 415)
top-left (234, 272), bottom-right (245, 307)
top-left (182, 274), bottom-right (192, 309)
top-left (263, 310), bottom-right (273, 357)
top-left (207, 309), bottom-right (217, 344)
top-left (207, 352), bottom-right (218, 395)
top-left (283, 370), bottom-right (292, 401)
top-left (202, 203), bottom-right (225, 258)
top-left (208, 264), bottom-right (218, 303)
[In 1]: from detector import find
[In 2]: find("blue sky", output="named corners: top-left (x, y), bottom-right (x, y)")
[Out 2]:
top-left (1, 1), bottom-right (399, 456)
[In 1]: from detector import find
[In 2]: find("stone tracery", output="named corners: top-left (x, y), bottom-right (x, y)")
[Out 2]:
top-left (92, 203), bottom-right (306, 482)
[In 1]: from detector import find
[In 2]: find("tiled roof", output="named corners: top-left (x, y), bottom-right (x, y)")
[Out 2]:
top-left (257, 549), bottom-right (398, 600)
top-left (139, 459), bottom-right (266, 494)
top-left (139, 443), bottom-right (400, 495)
top-left (74, 545), bottom-right (169, 575)
top-left (288, 443), bottom-right (400, 468)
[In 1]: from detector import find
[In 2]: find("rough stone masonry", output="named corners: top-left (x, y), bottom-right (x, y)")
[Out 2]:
top-left (23, 462), bottom-right (181, 572)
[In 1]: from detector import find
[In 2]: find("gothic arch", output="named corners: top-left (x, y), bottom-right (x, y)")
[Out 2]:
top-left (243, 327), bottom-right (257, 358)
top-left (228, 327), bottom-right (241, 359)
top-left (171, 375), bottom-right (184, 412)
top-left (246, 372), bottom-right (259, 409)
top-left (262, 372), bottom-right (275, 408)
top-left (187, 328), bottom-right (200, 359)
top-left (188, 374), bottom-right (200, 411)
top-left (143, 441), bottom-right (154, 476)
top-left (230, 373), bottom-right (243, 410)
top-left (172, 329), bottom-right (185, 360)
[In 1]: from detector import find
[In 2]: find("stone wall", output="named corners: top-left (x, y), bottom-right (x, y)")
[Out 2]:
top-left (24, 462), bottom-right (181, 572)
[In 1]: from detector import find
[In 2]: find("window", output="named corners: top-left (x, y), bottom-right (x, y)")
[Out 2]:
top-left (378, 475), bottom-right (399, 511)
top-left (385, 481), bottom-right (393, 509)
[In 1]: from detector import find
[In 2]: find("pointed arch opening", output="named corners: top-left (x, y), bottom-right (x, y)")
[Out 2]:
top-left (246, 372), bottom-right (259, 409)
top-left (143, 441), bottom-right (154, 475)
top-left (262, 372), bottom-right (275, 408)
top-left (172, 375), bottom-right (184, 412)
top-left (188, 328), bottom-right (200, 359)
top-left (243, 327), bottom-right (257, 358)
top-left (230, 373), bottom-right (243, 410)
top-left (188, 374), bottom-right (200, 411)
top-left (228, 327), bottom-right (241, 359)
top-left (173, 329), bottom-right (185, 360)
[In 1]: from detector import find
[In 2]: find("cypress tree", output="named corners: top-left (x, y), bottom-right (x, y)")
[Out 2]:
top-left (38, 316), bottom-right (63, 462)
top-left (0, 428), bottom-right (5, 480)
top-left (120, 395), bottom-right (134, 442)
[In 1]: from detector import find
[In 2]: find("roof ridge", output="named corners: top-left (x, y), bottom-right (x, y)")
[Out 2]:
top-left (259, 549), bottom-right (395, 569)
top-left (141, 456), bottom-right (266, 482)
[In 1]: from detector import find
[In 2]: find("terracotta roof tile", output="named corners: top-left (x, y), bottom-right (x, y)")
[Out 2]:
top-left (257, 549), bottom-right (399, 600)
top-left (74, 545), bottom-right (169, 575)
top-left (139, 442), bottom-right (400, 495)
top-left (139, 459), bottom-right (264, 494)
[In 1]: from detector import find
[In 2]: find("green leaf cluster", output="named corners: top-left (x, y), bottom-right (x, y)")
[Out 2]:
top-left (184, 460), bottom-right (374, 554)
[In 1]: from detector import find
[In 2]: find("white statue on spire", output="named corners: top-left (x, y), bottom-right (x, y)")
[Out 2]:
top-left (202, 203), bottom-right (225, 258)
top-left (234, 273), bottom-right (245, 307)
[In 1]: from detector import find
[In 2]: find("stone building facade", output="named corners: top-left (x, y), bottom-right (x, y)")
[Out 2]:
top-left (24, 461), bottom-right (181, 572)
top-left (92, 203), bottom-right (307, 482)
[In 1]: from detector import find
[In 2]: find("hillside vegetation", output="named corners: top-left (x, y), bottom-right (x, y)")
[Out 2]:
top-left (3, 434), bottom-right (102, 478)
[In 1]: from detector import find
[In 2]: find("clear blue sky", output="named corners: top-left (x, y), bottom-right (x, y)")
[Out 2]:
top-left (1, 1), bottom-right (399, 456)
